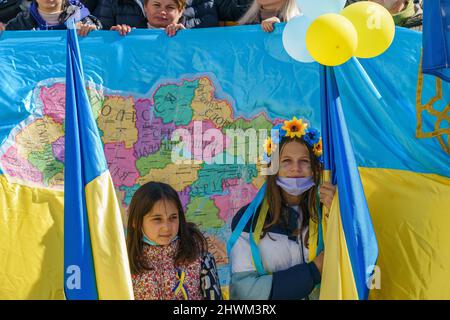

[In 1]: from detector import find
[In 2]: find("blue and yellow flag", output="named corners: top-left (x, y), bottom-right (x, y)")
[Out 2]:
top-left (422, 0), bottom-right (450, 82)
top-left (317, 66), bottom-right (378, 300)
top-left (0, 25), bottom-right (448, 299)
top-left (63, 21), bottom-right (133, 300)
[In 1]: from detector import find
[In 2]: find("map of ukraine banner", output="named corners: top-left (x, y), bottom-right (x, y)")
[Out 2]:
top-left (0, 25), bottom-right (449, 299)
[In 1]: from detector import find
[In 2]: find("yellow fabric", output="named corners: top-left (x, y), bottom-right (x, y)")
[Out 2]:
top-left (319, 189), bottom-right (359, 300)
top-left (174, 270), bottom-right (188, 300)
top-left (0, 175), bottom-right (65, 299)
top-left (84, 171), bottom-right (134, 299)
top-left (310, 170), bottom-right (332, 262)
top-left (1, 166), bottom-right (449, 299)
top-left (359, 168), bottom-right (450, 300)
top-left (308, 219), bottom-right (318, 263)
top-left (254, 198), bottom-right (268, 245)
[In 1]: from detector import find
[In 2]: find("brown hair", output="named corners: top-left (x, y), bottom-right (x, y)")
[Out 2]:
top-left (126, 181), bottom-right (207, 274)
top-left (143, 0), bottom-right (187, 11)
top-left (263, 136), bottom-right (322, 247)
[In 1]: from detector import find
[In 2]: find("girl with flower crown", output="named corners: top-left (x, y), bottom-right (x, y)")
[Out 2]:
top-left (228, 117), bottom-right (336, 300)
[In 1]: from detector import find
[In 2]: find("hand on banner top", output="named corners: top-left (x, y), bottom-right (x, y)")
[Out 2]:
top-left (341, 1), bottom-right (395, 58)
top-left (282, 15), bottom-right (314, 63)
top-left (306, 13), bottom-right (358, 66)
top-left (282, 0), bottom-right (395, 66)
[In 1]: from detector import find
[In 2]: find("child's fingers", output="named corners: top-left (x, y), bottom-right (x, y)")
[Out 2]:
top-left (319, 187), bottom-right (335, 199)
top-left (77, 25), bottom-right (87, 36)
top-left (111, 25), bottom-right (122, 35)
top-left (261, 22), bottom-right (268, 31)
top-left (117, 24), bottom-right (129, 36)
top-left (261, 22), bottom-right (274, 33)
top-left (321, 182), bottom-right (337, 193)
top-left (166, 24), bottom-right (178, 37)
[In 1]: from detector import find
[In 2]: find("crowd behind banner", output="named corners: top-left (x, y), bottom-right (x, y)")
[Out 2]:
top-left (0, 0), bottom-right (423, 33)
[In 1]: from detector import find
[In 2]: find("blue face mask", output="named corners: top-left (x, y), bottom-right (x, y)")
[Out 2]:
top-left (276, 176), bottom-right (315, 196)
top-left (142, 233), bottom-right (178, 246)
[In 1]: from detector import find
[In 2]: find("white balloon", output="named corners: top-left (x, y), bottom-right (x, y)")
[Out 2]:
top-left (296, 0), bottom-right (347, 19)
top-left (282, 15), bottom-right (314, 63)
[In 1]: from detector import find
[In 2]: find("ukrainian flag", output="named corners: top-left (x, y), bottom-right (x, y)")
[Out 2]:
top-left (63, 20), bottom-right (133, 300)
top-left (315, 66), bottom-right (378, 300)
top-left (422, 0), bottom-right (450, 82)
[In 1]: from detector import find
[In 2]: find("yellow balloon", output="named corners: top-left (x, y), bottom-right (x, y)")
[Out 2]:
top-left (341, 1), bottom-right (395, 58)
top-left (306, 14), bottom-right (358, 67)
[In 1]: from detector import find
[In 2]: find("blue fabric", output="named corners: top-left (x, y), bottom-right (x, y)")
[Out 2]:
top-left (320, 65), bottom-right (379, 300)
top-left (422, 0), bottom-right (450, 82)
top-left (0, 27), bottom-right (448, 177)
top-left (248, 200), bottom-right (266, 276)
top-left (227, 183), bottom-right (266, 276)
top-left (143, 234), bottom-right (179, 246)
top-left (64, 19), bottom-right (106, 299)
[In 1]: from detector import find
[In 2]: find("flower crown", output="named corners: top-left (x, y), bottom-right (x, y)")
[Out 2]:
top-left (263, 117), bottom-right (323, 164)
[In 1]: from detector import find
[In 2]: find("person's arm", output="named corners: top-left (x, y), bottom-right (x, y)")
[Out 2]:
top-left (231, 260), bottom-right (321, 300)
top-left (230, 271), bottom-right (273, 300)
top-left (270, 258), bottom-right (322, 299)
top-left (200, 253), bottom-right (223, 300)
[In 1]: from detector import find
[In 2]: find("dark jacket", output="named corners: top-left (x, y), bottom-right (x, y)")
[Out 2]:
top-left (80, 0), bottom-right (99, 14)
top-left (216, 0), bottom-right (251, 22)
top-left (0, 0), bottom-right (22, 23)
top-left (95, 0), bottom-right (218, 30)
top-left (6, 1), bottom-right (101, 30)
top-left (94, 0), bottom-right (147, 30)
top-left (183, 0), bottom-right (219, 29)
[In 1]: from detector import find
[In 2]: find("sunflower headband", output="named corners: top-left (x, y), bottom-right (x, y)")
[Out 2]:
top-left (263, 117), bottom-right (323, 164)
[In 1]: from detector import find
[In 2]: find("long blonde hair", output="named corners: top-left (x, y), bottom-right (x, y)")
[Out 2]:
top-left (263, 137), bottom-right (322, 248)
top-left (238, 0), bottom-right (300, 25)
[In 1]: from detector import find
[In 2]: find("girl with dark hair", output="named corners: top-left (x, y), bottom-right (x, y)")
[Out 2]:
top-left (4, 0), bottom-right (101, 34)
top-left (228, 117), bottom-right (336, 300)
top-left (127, 181), bottom-right (222, 300)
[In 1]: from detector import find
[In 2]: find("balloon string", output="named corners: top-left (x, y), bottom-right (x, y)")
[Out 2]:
top-left (350, 57), bottom-right (382, 100)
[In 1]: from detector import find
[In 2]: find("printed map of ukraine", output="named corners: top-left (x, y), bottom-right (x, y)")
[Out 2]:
top-left (0, 75), bottom-right (277, 287)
